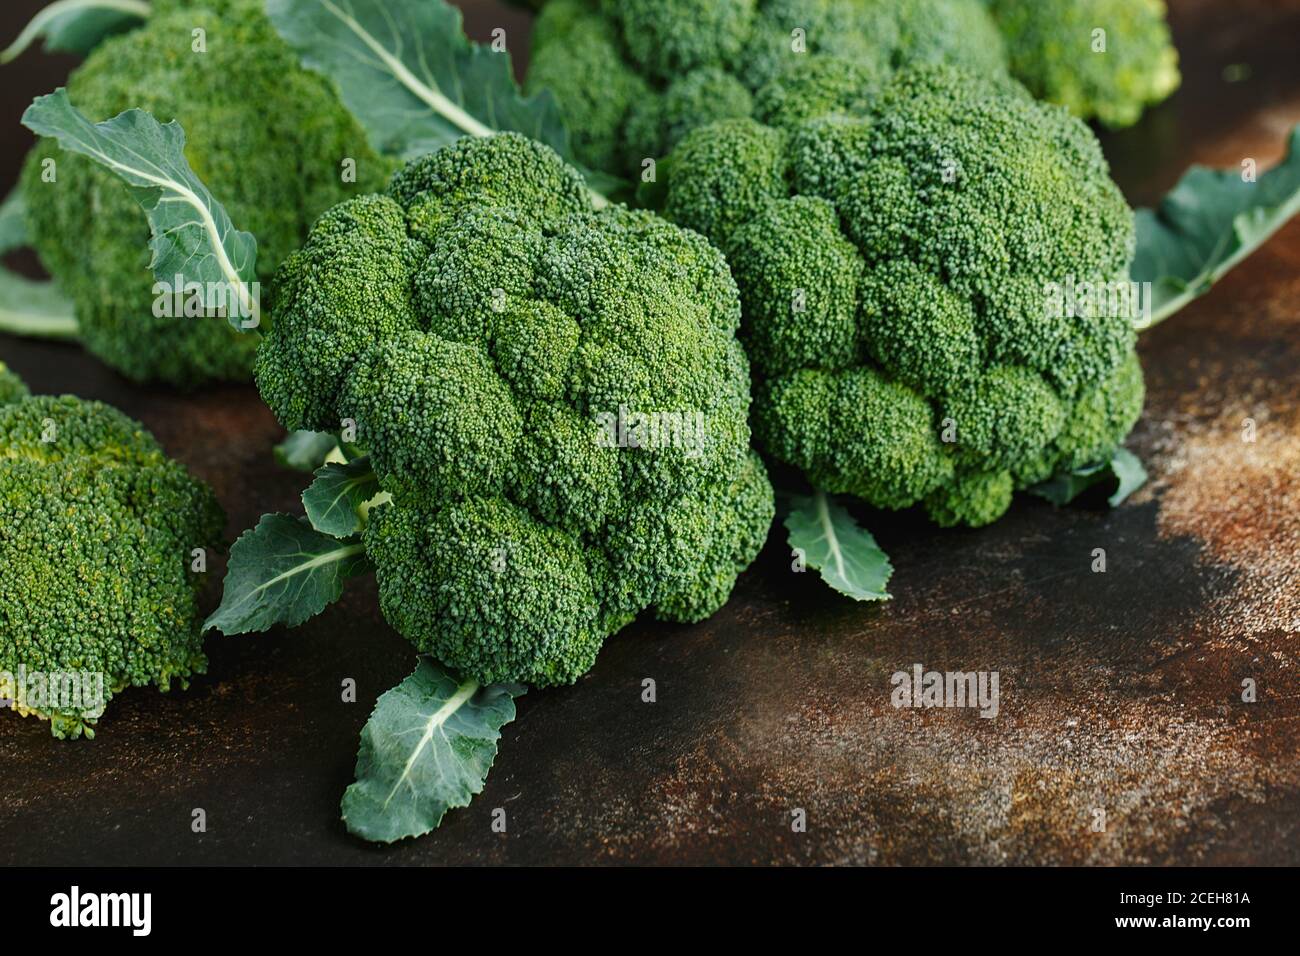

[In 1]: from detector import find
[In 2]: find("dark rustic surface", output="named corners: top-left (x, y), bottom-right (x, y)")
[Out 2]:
top-left (1, 0), bottom-right (1297, 866)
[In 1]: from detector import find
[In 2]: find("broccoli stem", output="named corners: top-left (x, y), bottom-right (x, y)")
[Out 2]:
top-left (0, 308), bottom-right (79, 340)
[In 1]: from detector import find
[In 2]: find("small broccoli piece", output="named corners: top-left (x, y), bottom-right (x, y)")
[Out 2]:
top-left (0, 361), bottom-right (29, 405)
top-left (527, 0), bottom-right (1006, 179)
top-left (0, 385), bottom-right (225, 738)
top-left (655, 65), bottom-right (1141, 528)
top-left (16, 0), bottom-right (387, 386)
top-left (988, 0), bottom-right (1180, 128)
top-left (257, 133), bottom-right (773, 687)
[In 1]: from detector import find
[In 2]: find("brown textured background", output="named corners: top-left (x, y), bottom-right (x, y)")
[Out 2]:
top-left (0, 0), bottom-right (1297, 865)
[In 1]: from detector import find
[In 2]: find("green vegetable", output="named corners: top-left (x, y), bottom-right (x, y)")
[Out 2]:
top-left (0, 360), bottom-right (31, 404)
top-left (1028, 447), bottom-right (1148, 508)
top-left (0, 189), bottom-right (78, 341)
top-left (526, 0), bottom-right (1008, 179)
top-left (0, 0), bottom-right (148, 62)
top-left (301, 457), bottom-right (384, 538)
top-left (232, 131), bottom-right (774, 688)
top-left (23, 88), bottom-right (261, 330)
top-left (0, 0), bottom-right (387, 386)
top-left (342, 658), bottom-right (523, 844)
top-left (785, 491), bottom-right (892, 601)
top-left (0, 370), bottom-right (224, 738)
top-left (651, 65), bottom-right (1144, 533)
top-left (1134, 126), bottom-right (1300, 324)
top-left (988, 0), bottom-right (1180, 128)
top-left (202, 513), bottom-right (368, 637)
top-left (264, 0), bottom-right (617, 198)
top-left (274, 429), bottom-right (344, 472)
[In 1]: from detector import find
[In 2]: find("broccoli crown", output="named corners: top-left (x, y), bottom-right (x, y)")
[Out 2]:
top-left (18, 0), bottom-right (388, 387)
top-left (256, 133), bottom-right (773, 687)
top-left (988, 0), bottom-right (1180, 128)
top-left (653, 65), bottom-right (1143, 527)
top-left (526, 0), bottom-right (1006, 178)
top-left (0, 389), bottom-right (225, 738)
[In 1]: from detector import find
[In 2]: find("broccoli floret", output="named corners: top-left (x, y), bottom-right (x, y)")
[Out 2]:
top-left (527, 0), bottom-right (1006, 179)
top-left (0, 384), bottom-right (225, 738)
top-left (653, 65), bottom-right (1143, 527)
top-left (988, 0), bottom-right (1180, 128)
top-left (13, 0), bottom-right (388, 386)
top-left (623, 67), bottom-right (755, 175)
top-left (256, 133), bottom-right (773, 687)
top-left (0, 361), bottom-right (29, 405)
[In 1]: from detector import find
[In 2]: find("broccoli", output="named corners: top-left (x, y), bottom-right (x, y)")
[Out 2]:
top-left (988, 0), bottom-right (1180, 128)
top-left (649, 64), bottom-right (1143, 528)
top-left (252, 133), bottom-right (774, 686)
top-left (0, 371), bottom-right (225, 738)
top-left (526, 0), bottom-right (1007, 179)
top-left (0, 359), bottom-right (28, 404)
top-left (2, 0), bottom-right (387, 386)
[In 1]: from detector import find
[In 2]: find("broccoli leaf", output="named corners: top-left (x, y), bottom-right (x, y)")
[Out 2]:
top-left (1134, 124), bottom-right (1300, 326)
top-left (265, 0), bottom-right (558, 154)
top-left (786, 491), bottom-right (893, 602)
top-left (302, 457), bottom-right (380, 538)
top-left (342, 657), bottom-right (523, 843)
top-left (264, 0), bottom-right (618, 200)
top-left (0, 0), bottom-right (150, 63)
top-left (1029, 447), bottom-right (1148, 508)
top-left (21, 88), bottom-right (261, 330)
top-left (274, 429), bottom-right (343, 472)
top-left (0, 188), bottom-right (79, 340)
top-left (204, 514), bottom-right (370, 635)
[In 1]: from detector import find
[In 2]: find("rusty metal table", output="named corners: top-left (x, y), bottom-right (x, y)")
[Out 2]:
top-left (0, 0), bottom-right (1296, 865)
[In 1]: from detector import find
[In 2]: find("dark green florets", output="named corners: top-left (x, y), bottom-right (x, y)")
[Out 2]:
top-left (988, 0), bottom-right (1180, 128)
top-left (654, 65), bottom-right (1143, 527)
top-left (18, 0), bottom-right (387, 386)
top-left (0, 389), bottom-right (224, 738)
top-left (257, 133), bottom-right (773, 686)
top-left (527, 0), bottom-right (1007, 179)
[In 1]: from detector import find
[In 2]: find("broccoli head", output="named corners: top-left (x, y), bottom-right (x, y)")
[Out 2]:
top-left (651, 65), bottom-right (1144, 527)
top-left (988, 0), bottom-right (1180, 128)
top-left (526, 0), bottom-right (1007, 179)
top-left (15, 0), bottom-right (388, 386)
top-left (0, 382), bottom-right (225, 738)
top-left (255, 133), bottom-right (774, 686)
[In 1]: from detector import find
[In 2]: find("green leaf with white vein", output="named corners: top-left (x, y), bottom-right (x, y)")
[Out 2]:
top-left (21, 88), bottom-right (260, 329)
top-left (0, 0), bottom-right (150, 63)
top-left (302, 457), bottom-right (380, 537)
top-left (785, 491), bottom-right (893, 602)
top-left (204, 514), bottom-right (370, 635)
top-left (265, 0), bottom-right (616, 199)
top-left (342, 658), bottom-right (524, 843)
top-left (1133, 124), bottom-right (1300, 326)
